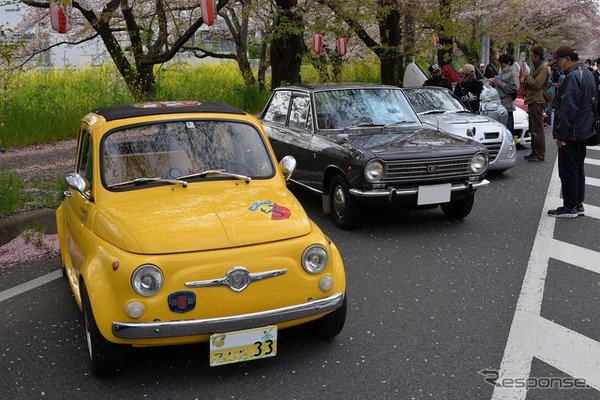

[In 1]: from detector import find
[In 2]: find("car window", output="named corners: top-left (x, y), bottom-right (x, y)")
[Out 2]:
top-left (263, 91), bottom-right (291, 124)
top-left (404, 89), bottom-right (465, 113)
top-left (102, 120), bottom-right (274, 187)
top-left (314, 88), bottom-right (417, 130)
top-left (77, 130), bottom-right (94, 184)
top-left (288, 95), bottom-right (311, 130)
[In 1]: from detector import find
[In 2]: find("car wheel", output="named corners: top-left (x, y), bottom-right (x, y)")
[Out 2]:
top-left (329, 175), bottom-right (361, 229)
top-left (305, 296), bottom-right (347, 339)
top-left (440, 193), bottom-right (475, 219)
top-left (81, 282), bottom-right (124, 377)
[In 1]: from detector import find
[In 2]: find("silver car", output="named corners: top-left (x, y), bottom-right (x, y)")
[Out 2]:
top-left (403, 86), bottom-right (517, 172)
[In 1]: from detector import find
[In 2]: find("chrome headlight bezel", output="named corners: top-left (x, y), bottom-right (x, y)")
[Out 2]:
top-left (364, 160), bottom-right (384, 183)
top-left (131, 264), bottom-right (164, 296)
top-left (470, 152), bottom-right (488, 174)
top-left (302, 245), bottom-right (329, 274)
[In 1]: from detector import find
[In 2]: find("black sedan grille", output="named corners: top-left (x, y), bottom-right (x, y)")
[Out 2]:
top-left (484, 141), bottom-right (501, 162)
top-left (383, 155), bottom-right (474, 182)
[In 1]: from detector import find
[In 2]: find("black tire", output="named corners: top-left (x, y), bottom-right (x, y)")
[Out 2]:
top-left (305, 297), bottom-right (347, 340)
top-left (81, 282), bottom-right (124, 377)
top-left (329, 175), bottom-right (361, 230)
top-left (440, 193), bottom-right (475, 219)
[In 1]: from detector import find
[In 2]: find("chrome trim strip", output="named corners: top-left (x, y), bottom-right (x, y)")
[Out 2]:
top-left (112, 291), bottom-right (344, 339)
top-left (349, 179), bottom-right (490, 198)
top-left (184, 267), bottom-right (287, 292)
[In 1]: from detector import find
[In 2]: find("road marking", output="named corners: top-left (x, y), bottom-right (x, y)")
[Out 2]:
top-left (492, 158), bottom-right (600, 399)
top-left (0, 269), bottom-right (62, 303)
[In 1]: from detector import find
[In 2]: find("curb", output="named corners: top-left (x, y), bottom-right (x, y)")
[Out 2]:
top-left (0, 208), bottom-right (57, 247)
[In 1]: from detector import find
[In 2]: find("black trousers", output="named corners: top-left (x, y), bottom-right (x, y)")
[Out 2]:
top-left (557, 140), bottom-right (587, 209)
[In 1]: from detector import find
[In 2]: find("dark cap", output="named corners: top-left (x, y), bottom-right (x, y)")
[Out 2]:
top-left (548, 45), bottom-right (575, 66)
top-left (429, 64), bottom-right (441, 73)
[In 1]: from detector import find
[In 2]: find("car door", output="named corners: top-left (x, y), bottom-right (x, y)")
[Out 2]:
top-left (263, 90), bottom-right (314, 186)
top-left (63, 126), bottom-right (95, 273)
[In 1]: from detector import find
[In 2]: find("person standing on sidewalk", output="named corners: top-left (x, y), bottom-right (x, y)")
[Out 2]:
top-left (522, 45), bottom-right (550, 163)
top-left (547, 45), bottom-right (597, 218)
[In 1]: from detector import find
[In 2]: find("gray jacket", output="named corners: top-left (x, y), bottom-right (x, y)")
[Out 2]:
top-left (495, 65), bottom-right (519, 112)
top-left (553, 62), bottom-right (596, 142)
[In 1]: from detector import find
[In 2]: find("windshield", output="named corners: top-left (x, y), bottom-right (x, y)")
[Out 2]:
top-left (403, 88), bottom-right (466, 114)
top-left (102, 120), bottom-right (274, 188)
top-left (314, 88), bottom-right (419, 130)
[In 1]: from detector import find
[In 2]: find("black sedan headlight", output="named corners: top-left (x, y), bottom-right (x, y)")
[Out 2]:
top-left (364, 160), bottom-right (384, 182)
top-left (470, 152), bottom-right (488, 174)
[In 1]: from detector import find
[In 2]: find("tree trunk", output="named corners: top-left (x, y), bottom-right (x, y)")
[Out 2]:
top-left (378, 6), bottom-right (403, 86)
top-left (270, 0), bottom-right (306, 89)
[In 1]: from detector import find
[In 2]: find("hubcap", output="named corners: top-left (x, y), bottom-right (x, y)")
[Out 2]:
top-left (333, 186), bottom-right (346, 218)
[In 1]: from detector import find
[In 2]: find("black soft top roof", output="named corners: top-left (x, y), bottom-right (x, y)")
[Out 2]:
top-left (93, 101), bottom-right (246, 121)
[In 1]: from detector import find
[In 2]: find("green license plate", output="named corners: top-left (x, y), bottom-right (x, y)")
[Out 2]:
top-left (209, 325), bottom-right (277, 366)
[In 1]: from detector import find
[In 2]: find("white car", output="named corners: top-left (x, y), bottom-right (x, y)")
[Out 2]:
top-left (403, 86), bottom-right (517, 172)
top-left (513, 106), bottom-right (531, 148)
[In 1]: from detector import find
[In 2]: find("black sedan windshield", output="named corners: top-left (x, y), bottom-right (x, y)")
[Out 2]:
top-left (314, 88), bottom-right (418, 130)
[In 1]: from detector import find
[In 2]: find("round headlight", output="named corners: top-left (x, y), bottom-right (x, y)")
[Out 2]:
top-left (470, 152), bottom-right (488, 174)
top-left (302, 245), bottom-right (329, 274)
top-left (131, 264), bottom-right (164, 296)
top-left (364, 160), bottom-right (384, 182)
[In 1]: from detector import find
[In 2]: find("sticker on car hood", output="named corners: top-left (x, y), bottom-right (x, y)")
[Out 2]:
top-left (248, 200), bottom-right (291, 220)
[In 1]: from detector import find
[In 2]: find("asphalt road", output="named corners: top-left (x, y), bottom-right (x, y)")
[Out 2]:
top-left (2, 139), bottom-right (600, 399)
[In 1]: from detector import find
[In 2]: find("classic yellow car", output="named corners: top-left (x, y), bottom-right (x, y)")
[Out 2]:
top-left (56, 101), bottom-right (346, 376)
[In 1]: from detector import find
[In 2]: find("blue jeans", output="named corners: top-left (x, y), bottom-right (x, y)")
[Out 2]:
top-left (557, 140), bottom-right (587, 209)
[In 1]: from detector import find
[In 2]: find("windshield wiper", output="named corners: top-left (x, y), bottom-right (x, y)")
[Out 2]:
top-left (343, 122), bottom-right (385, 130)
top-left (108, 177), bottom-right (188, 188)
top-left (178, 169), bottom-right (251, 183)
top-left (383, 120), bottom-right (417, 127)
top-left (420, 110), bottom-right (446, 115)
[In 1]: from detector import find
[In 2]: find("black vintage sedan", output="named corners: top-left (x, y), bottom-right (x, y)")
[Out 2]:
top-left (260, 84), bottom-right (490, 229)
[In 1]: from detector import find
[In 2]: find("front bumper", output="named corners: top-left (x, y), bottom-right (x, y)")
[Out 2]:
top-left (349, 179), bottom-right (490, 199)
top-left (112, 291), bottom-right (344, 339)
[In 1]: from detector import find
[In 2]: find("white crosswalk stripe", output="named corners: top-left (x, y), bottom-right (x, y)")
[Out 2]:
top-left (492, 153), bottom-right (600, 399)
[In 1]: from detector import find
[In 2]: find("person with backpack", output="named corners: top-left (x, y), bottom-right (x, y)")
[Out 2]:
top-left (490, 54), bottom-right (519, 138)
top-left (522, 45), bottom-right (550, 163)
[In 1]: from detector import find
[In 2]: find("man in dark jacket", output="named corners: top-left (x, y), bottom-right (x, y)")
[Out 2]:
top-left (548, 45), bottom-right (597, 217)
top-left (423, 64), bottom-right (452, 90)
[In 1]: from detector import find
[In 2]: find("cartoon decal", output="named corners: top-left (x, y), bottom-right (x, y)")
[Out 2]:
top-left (249, 200), bottom-right (291, 220)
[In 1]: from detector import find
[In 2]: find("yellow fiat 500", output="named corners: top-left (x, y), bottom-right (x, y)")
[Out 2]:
top-left (56, 101), bottom-right (346, 376)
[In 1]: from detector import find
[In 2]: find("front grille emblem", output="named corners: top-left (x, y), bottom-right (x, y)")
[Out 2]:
top-left (185, 266), bottom-right (287, 292)
top-left (427, 165), bottom-right (439, 173)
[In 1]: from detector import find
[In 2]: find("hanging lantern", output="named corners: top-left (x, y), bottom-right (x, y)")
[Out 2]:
top-left (336, 37), bottom-right (347, 57)
top-left (199, 0), bottom-right (215, 26)
top-left (433, 35), bottom-right (440, 47)
top-left (312, 32), bottom-right (323, 54)
top-left (49, 0), bottom-right (72, 34)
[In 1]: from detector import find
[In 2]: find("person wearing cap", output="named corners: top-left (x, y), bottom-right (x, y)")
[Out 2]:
top-left (547, 45), bottom-right (597, 218)
top-left (490, 54), bottom-right (519, 137)
top-left (454, 63), bottom-right (484, 113)
top-left (522, 45), bottom-right (550, 163)
top-left (423, 64), bottom-right (452, 90)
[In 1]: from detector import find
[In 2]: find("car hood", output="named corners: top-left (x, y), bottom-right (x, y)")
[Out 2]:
top-left (418, 112), bottom-right (504, 139)
top-left (343, 126), bottom-right (480, 157)
top-left (92, 185), bottom-right (311, 254)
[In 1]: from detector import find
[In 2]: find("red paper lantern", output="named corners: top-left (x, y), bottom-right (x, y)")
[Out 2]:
top-left (49, 0), bottom-right (72, 34)
top-left (336, 38), bottom-right (347, 56)
top-left (312, 32), bottom-right (323, 54)
top-left (433, 35), bottom-right (440, 47)
top-left (200, 0), bottom-right (215, 26)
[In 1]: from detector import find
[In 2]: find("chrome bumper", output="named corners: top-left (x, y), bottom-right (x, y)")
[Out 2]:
top-left (349, 179), bottom-right (490, 198)
top-left (112, 291), bottom-right (344, 339)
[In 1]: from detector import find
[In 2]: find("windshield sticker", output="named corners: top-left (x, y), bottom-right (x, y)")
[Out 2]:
top-left (249, 200), bottom-right (291, 220)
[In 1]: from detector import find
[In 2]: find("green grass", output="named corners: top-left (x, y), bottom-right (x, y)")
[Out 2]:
top-left (0, 170), bottom-right (25, 215)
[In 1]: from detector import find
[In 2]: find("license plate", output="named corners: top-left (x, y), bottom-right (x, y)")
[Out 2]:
top-left (209, 325), bottom-right (277, 366)
top-left (417, 183), bottom-right (451, 205)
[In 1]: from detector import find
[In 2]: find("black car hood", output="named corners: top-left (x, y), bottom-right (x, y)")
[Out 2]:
top-left (342, 126), bottom-right (481, 158)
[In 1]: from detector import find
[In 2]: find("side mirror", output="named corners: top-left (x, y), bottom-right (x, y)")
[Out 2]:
top-left (65, 172), bottom-right (93, 202)
top-left (280, 155), bottom-right (296, 181)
